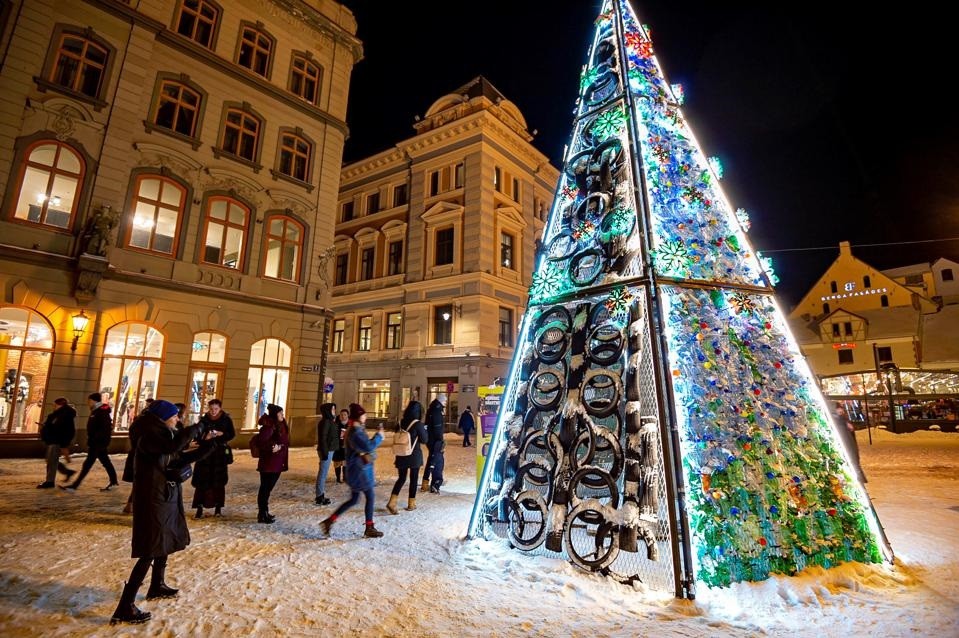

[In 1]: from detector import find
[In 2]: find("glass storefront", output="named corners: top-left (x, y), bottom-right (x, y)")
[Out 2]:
top-left (99, 322), bottom-right (164, 432)
top-left (244, 338), bottom-right (291, 429)
top-left (0, 306), bottom-right (54, 435)
top-left (358, 379), bottom-right (390, 418)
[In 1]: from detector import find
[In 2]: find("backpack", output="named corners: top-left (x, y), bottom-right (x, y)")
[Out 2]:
top-left (249, 431), bottom-right (262, 458)
top-left (392, 420), bottom-right (417, 456)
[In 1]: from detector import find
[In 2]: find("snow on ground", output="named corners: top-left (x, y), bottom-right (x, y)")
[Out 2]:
top-left (0, 429), bottom-right (957, 637)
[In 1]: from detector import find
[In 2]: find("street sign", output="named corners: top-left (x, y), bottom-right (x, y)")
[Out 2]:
top-left (446, 381), bottom-right (455, 393)
top-left (462, 384), bottom-right (476, 392)
top-left (300, 364), bottom-right (321, 373)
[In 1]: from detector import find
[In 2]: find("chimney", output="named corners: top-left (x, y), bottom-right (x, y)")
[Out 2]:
top-left (839, 241), bottom-right (852, 256)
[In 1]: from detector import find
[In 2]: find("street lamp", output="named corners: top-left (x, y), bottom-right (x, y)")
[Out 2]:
top-left (71, 310), bottom-right (89, 351)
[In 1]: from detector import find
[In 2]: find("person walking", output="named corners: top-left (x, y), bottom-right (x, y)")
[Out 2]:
top-left (332, 408), bottom-right (350, 484)
top-left (420, 394), bottom-right (446, 493)
top-left (386, 407), bottom-right (428, 514)
top-left (253, 404), bottom-right (289, 524)
top-left (458, 405), bottom-right (474, 447)
top-left (109, 400), bottom-right (221, 625)
top-left (191, 399), bottom-right (236, 518)
top-left (37, 397), bottom-right (77, 488)
top-left (62, 392), bottom-right (118, 491)
top-left (315, 402), bottom-right (338, 505)
top-left (320, 403), bottom-right (385, 538)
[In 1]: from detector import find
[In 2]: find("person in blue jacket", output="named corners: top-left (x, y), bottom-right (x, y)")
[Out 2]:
top-left (320, 403), bottom-right (385, 538)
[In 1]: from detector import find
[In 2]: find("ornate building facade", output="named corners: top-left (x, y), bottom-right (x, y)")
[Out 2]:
top-left (325, 77), bottom-right (559, 426)
top-left (0, 0), bottom-right (361, 454)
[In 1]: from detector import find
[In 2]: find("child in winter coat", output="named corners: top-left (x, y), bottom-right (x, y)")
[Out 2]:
top-left (429, 440), bottom-right (446, 494)
top-left (321, 403), bottom-right (385, 538)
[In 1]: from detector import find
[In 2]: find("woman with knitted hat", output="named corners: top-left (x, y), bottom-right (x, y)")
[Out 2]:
top-left (253, 404), bottom-right (289, 524)
top-left (110, 399), bottom-right (221, 624)
top-left (320, 403), bottom-right (385, 538)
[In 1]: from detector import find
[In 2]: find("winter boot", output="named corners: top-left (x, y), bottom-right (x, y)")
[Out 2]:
top-left (334, 467), bottom-right (342, 483)
top-left (405, 498), bottom-right (416, 511)
top-left (420, 479), bottom-right (430, 492)
top-left (315, 494), bottom-right (331, 506)
top-left (145, 561), bottom-right (178, 600)
top-left (110, 581), bottom-right (151, 625)
top-left (194, 507), bottom-right (203, 519)
top-left (320, 516), bottom-right (334, 535)
top-left (386, 494), bottom-right (399, 515)
top-left (257, 511), bottom-right (276, 524)
top-left (214, 506), bottom-right (222, 516)
top-left (364, 523), bottom-right (384, 538)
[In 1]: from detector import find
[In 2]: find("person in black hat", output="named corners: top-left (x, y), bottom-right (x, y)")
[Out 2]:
top-left (62, 392), bottom-right (118, 491)
top-left (252, 403), bottom-right (289, 523)
top-left (110, 399), bottom-right (221, 624)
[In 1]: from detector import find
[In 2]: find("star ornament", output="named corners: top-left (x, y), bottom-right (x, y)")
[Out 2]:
top-left (654, 239), bottom-right (690, 276)
top-left (604, 287), bottom-right (635, 319)
top-left (729, 292), bottom-right (757, 315)
top-left (592, 107), bottom-right (627, 141)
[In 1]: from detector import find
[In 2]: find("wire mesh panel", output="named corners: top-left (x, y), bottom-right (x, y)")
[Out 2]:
top-left (474, 292), bottom-right (675, 591)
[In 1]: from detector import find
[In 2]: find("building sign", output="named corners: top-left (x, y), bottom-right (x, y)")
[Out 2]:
top-left (300, 363), bottom-right (322, 373)
top-left (462, 384), bottom-right (476, 392)
top-left (844, 282), bottom-right (856, 291)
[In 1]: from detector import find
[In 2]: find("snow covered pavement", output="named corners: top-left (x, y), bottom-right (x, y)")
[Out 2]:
top-left (0, 430), bottom-right (957, 637)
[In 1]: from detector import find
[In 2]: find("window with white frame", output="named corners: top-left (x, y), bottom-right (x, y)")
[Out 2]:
top-left (99, 322), bottom-right (164, 432)
top-left (244, 338), bottom-right (290, 429)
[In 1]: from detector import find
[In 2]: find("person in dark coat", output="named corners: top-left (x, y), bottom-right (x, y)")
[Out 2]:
top-left (458, 405), bottom-right (475, 447)
top-left (315, 402), bottom-right (339, 505)
top-left (63, 392), bottom-right (118, 491)
top-left (834, 403), bottom-right (867, 484)
top-left (331, 408), bottom-right (350, 483)
top-left (120, 406), bottom-right (151, 514)
top-left (420, 394), bottom-right (446, 492)
top-left (254, 404), bottom-right (289, 524)
top-left (191, 399), bottom-right (236, 518)
top-left (386, 406), bottom-right (428, 514)
top-left (110, 400), bottom-right (220, 625)
top-left (321, 403), bottom-right (385, 538)
top-left (38, 397), bottom-right (77, 488)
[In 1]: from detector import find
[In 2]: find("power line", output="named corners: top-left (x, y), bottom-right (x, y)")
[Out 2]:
top-left (761, 236), bottom-right (959, 254)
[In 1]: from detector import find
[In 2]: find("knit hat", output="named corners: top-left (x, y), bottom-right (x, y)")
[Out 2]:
top-left (349, 403), bottom-right (366, 421)
top-left (267, 404), bottom-right (283, 418)
top-left (147, 399), bottom-right (178, 421)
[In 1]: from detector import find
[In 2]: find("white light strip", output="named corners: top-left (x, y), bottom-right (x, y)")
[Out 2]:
top-left (820, 288), bottom-right (888, 302)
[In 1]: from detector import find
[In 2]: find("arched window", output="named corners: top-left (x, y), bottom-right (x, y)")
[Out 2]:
top-left (12, 141), bottom-right (84, 229)
top-left (880, 295), bottom-right (889, 307)
top-left (262, 215), bottom-right (303, 282)
top-left (277, 132), bottom-right (311, 182)
top-left (244, 338), bottom-right (291, 429)
top-left (289, 54), bottom-right (321, 104)
top-left (201, 196), bottom-right (249, 269)
top-left (822, 303), bottom-right (830, 315)
top-left (0, 306), bottom-right (54, 435)
top-left (153, 81), bottom-right (201, 137)
top-left (174, 0), bottom-right (220, 49)
top-left (863, 275), bottom-right (872, 289)
top-left (220, 108), bottom-right (261, 162)
top-left (98, 322), bottom-right (164, 432)
top-left (236, 25), bottom-right (274, 78)
top-left (127, 174), bottom-right (186, 255)
top-left (50, 33), bottom-right (108, 98)
top-left (188, 331), bottom-right (227, 421)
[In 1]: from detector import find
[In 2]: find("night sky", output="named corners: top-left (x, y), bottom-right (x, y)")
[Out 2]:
top-left (338, 1), bottom-right (959, 307)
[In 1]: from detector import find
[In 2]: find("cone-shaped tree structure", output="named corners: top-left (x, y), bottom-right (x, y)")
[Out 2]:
top-left (468, 0), bottom-right (892, 595)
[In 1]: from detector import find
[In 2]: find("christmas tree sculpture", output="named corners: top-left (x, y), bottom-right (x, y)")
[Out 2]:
top-left (468, 0), bottom-right (892, 596)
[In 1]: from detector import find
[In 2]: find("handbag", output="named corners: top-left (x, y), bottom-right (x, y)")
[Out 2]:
top-left (223, 444), bottom-right (234, 465)
top-left (164, 461), bottom-right (193, 483)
